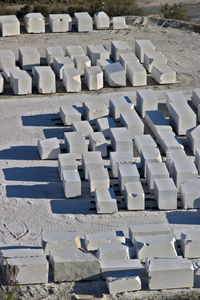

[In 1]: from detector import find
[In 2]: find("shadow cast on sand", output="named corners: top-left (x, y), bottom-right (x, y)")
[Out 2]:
top-left (0, 146), bottom-right (39, 160)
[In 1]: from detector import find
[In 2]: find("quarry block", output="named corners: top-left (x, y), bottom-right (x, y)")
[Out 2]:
top-left (49, 14), bottom-right (72, 33)
top-left (95, 188), bottom-right (118, 214)
top-left (145, 110), bottom-right (172, 139)
top-left (110, 152), bottom-right (135, 178)
top-left (112, 17), bottom-right (126, 30)
top-left (89, 132), bottom-right (107, 157)
top-left (58, 153), bottom-right (77, 180)
top-left (157, 130), bottom-right (183, 154)
top-left (141, 147), bottom-right (162, 177)
top-left (66, 45), bottom-right (85, 60)
top-left (118, 164), bottom-right (140, 192)
top-left (127, 62), bottom-right (147, 87)
top-left (154, 178), bottom-right (177, 210)
top-left (136, 89), bottom-right (158, 118)
top-left (83, 100), bottom-right (109, 123)
top-left (120, 109), bottom-right (144, 139)
top-left (96, 117), bottom-right (116, 138)
top-left (146, 162), bottom-right (169, 194)
top-left (0, 75), bottom-right (4, 93)
top-left (89, 167), bottom-right (110, 194)
top-left (84, 66), bottom-right (103, 90)
top-left (192, 88), bottom-right (200, 110)
top-left (84, 231), bottom-right (125, 251)
top-left (106, 275), bottom-right (141, 294)
top-left (94, 11), bottom-right (109, 29)
top-left (2, 66), bottom-right (20, 82)
top-left (37, 137), bottom-right (60, 160)
top-left (144, 51), bottom-right (167, 73)
top-left (19, 47), bottom-right (40, 70)
top-left (125, 181), bottom-right (145, 210)
top-left (63, 169), bottom-right (81, 198)
top-left (105, 62), bottom-right (126, 87)
top-left (0, 15), bottom-right (20, 37)
top-left (181, 229), bottom-right (200, 259)
top-left (74, 55), bottom-right (91, 76)
top-left (74, 12), bottom-right (93, 32)
top-left (135, 39), bottom-right (155, 63)
top-left (180, 179), bottom-right (200, 209)
top-left (134, 134), bottom-right (157, 155)
top-left (111, 41), bottom-right (132, 62)
top-left (110, 127), bottom-right (133, 153)
top-left (87, 44), bottom-right (110, 65)
top-left (119, 52), bottom-right (139, 71)
top-left (59, 104), bottom-right (81, 125)
top-left (24, 13), bottom-right (45, 33)
top-left (46, 46), bottom-right (64, 66)
top-left (72, 120), bottom-right (93, 138)
top-left (152, 64), bottom-right (176, 84)
top-left (64, 131), bottom-right (88, 159)
top-left (62, 67), bottom-right (81, 92)
top-left (186, 125), bottom-right (200, 155)
top-left (10, 69), bottom-right (32, 95)
top-left (109, 95), bottom-right (133, 120)
top-left (0, 49), bottom-right (15, 71)
top-left (53, 56), bottom-right (74, 80)
top-left (97, 242), bottom-right (130, 261)
top-left (82, 151), bottom-right (104, 180)
top-left (32, 66), bottom-right (56, 94)
top-left (96, 58), bottom-right (113, 76)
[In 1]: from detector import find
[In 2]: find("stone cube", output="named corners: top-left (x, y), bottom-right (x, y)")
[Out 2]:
top-left (96, 117), bottom-right (116, 138)
top-left (106, 276), bottom-right (141, 294)
top-left (166, 149), bottom-right (187, 177)
top-left (66, 46), bottom-right (85, 60)
top-left (118, 164), bottom-right (140, 192)
top-left (58, 153), bottom-right (77, 180)
top-left (83, 100), bottom-right (109, 123)
top-left (195, 148), bottom-right (200, 174)
top-left (46, 46), bottom-right (64, 66)
top-left (0, 49), bottom-right (15, 71)
top-left (119, 52), bottom-right (139, 71)
top-left (82, 151), bottom-right (104, 180)
top-left (89, 132), bottom-right (107, 157)
top-left (2, 66), bottom-right (20, 82)
top-left (94, 11), bottom-right (109, 29)
top-left (109, 95), bottom-right (133, 120)
top-left (96, 59), bottom-right (113, 76)
top-left (74, 12), bottom-right (93, 32)
top-left (74, 55), bottom-right (91, 76)
top-left (152, 64), bottom-right (176, 84)
top-left (37, 137), bottom-right (60, 160)
top-left (97, 242), bottom-right (130, 260)
top-left (134, 134), bottom-right (157, 155)
top-left (120, 110), bottom-right (144, 139)
top-left (72, 120), bottom-right (93, 138)
top-left (62, 67), bottom-right (81, 92)
top-left (105, 62), bottom-right (126, 87)
top-left (0, 15), bottom-right (20, 37)
top-left (180, 179), bottom-right (200, 209)
top-left (181, 229), bottom-right (200, 259)
top-left (141, 147), bottom-right (162, 177)
top-left (186, 125), bottom-right (200, 155)
top-left (192, 88), bottom-right (200, 110)
top-left (49, 14), bottom-right (72, 32)
top-left (110, 152), bottom-right (135, 178)
top-left (53, 56), bottom-right (74, 80)
top-left (85, 231), bottom-right (125, 251)
top-left (157, 130), bottom-right (183, 155)
top-left (166, 91), bottom-right (187, 110)
top-left (64, 131), bottom-right (88, 159)
top-left (89, 167), bottom-right (110, 194)
top-left (32, 66), bottom-right (56, 94)
top-left (112, 17), bottom-right (126, 30)
top-left (127, 62), bottom-right (147, 87)
top-left (135, 39), bottom-right (155, 63)
top-left (84, 66), bottom-right (103, 90)
top-left (144, 51), bottom-right (167, 73)
top-left (125, 181), bottom-right (145, 210)
top-left (0, 75), bottom-right (4, 93)
top-left (154, 178), bottom-right (177, 210)
top-left (63, 169), bottom-right (81, 198)
top-left (111, 41), bottom-right (132, 62)
top-left (110, 127), bottom-right (133, 153)
top-left (87, 44), bottom-right (110, 65)
top-left (19, 47), bottom-right (40, 70)
top-left (95, 188), bottom-right (118, 214)
top-left (10, 69), bottom-right (32, 95)
top-left (136, 89), bottom-right (158, 118)
top-left (129, 223), bottom-right (171, 242)
top-left (146, 162), bottom-right (169, 194)
top-left (145, 110), bottom-right (172, 139)
top-left (24, 13), bottom-right (45, 33)
top-left (59, 104), bottom-right (81, 126)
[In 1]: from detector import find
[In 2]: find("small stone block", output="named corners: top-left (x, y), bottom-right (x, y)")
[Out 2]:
top-left (37, 137), bottom-right (60, 159)
top-left (66, 46), bottom-right (85, 60)
top-left (144, 51), bottom-right (167, 73)
top-left (129, 223), bottom-right (171, 242)
top-left (136, 89), bottom-right (158, 118)
top-left (111, 41), bottom-right (132, 62)
top-left (24, 13), bottom-right (45, 33)
top-left (19, 47), bottom-right (40, 70)
top-left (95, 188), bottom-right (118, 214)
top-left (10, 69), bottom-right (32, 95)
top-left (53, 56), bottom-right (74, 80)
top-left (146, 162), bottom-right (169, 194)
top-left (110, 127), bottom-right (133, 153)
top-left (82, 151), bottom-right (104, 180)
top-left (152, 64), bottom-right (176, 84)
top-left (0, 15), bottom-right (20, 37)
top-left (74, 55), bottom-right (91, 76)
top-left (135, 39), bottom-right (155, 63)
top-left (74, 12), bottom-right (93, 32)
top-left (112, 17), bottom-right (126, 30)
top-left (127, 62), bottom-right (147, 87)
top-left (32, 66), bottom-right (56, 94)
top-left (85, 231), bottom-right (125, 251)
top-left (59, 104), bottom-right (81, 125)
top-left (84, 66), bottom-right (103, 90)
top-left (0, 49), bottom-right (15, 71)
top-left (118, 164), bottom-right (140, 192)
top-left (106, 275), bottom-right (141, 294)
top-left (87, 44), bottom-right (110, 65)
top-left (154, 178), bottom-right (177, 210)
top-left (83, 100), bottom-right (109, 123)
top-left (94, 11), bottom-right (109, 29)
top-left (96, 117), bottom-right (116, 138)
top-left (105, 62), bottom-right (126, 87)
top-left (62, 67), bottom-right (81, 92)
top-left (125, 181), bottom-right (144, 210)
top-left (72, 120), bottom-right (93, 138)
top-left (180, 179), bottom-right (200, 208)
top-left (110, 152), bottom-right (135, 178)
top-left (63, 169), bottom-right (81, 198)
top-left (49, 14), bottom-right (72, 32)
top-left (58, 153), bottom-right (77, 180)
top-left (120, 110), bottom-right (144, 139)
top-left (64, 131), bottom-right (88, 159)
top-left (97, 242), bottom-right (130, 260)
top-left (89, 132), bottom-right (107, 157)
top-left (89, 167), bottom-right (110, 194)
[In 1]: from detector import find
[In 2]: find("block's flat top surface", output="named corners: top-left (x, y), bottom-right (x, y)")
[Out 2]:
top-left (135, 134), bottom-right (157, 148)
top-left (11, 69), bottom-right (31, 79)
top-left (88, 44), bottom-right (109, 54)
top-left (101, 259), bottom-right (142, 270)
top-left (136, 88), bottom-right (156, 99)
top-left (82, 151), bottom-right (103, 162)
top-left (49, 14), bottom-right (72, 20)
top-left (85, 231), bottom-right (119, 241)
top-left (111, 127), bottom-right (132, 141)
top-left (50, 248), bottom-right (98, 262)
top-left (63, 169), bottom-right (80, 181)
top-left (98, 242), bottom-right (128, 251)
top-left (89, 167), bottom-right (109, 180)
top-left (153, 64), bottom-right (175, 74)
top-left (141, 147), bottom-right (161, 159)
top-left (180, 179), bottom-right (200, 192)
top-left (19, 47), bottom-right (40, 55)
top-left (154, 178), bottom-right (176, 191)
top-left (111, 40), bottom-right (132, 49)
top-left (119, 52), bottom-right (139, 62)
top-left (129, 223), bottom-right (170, 235)
top-left (0, 15), bottom-right (19, 23)
top-left (38, 137), bottom-right (59, 148)
top-left (134, 233), bottom-right (175, 243)
top-left (7, 256), bottom-right (48, 266)
top-left (33, 66), bottom-right (54, 75)
top-left (189, 125), bottom-right (200, 138)
top-left (42, 231), bottom-right (78, 242)
top-left (72, 120), bottom-right (93, 131)
top-left (85, 66), bottom-right (102, 75)
top-left (58, 153), bottom-right (76, 164)
top-left (94, 11), bottom-right (109, 18)
top-left (110, 151), bottom-right (135, 162)
top-left (148, 258), bottom-right (192, 272)
top-left (135, 39), bottom-right (155, 48)
top-left (119, 163), bottom-right (139, 176)
top-left (0, 49), bottom-right (15, 57)
top-left (47, 46), bottom-right (64, 55)
top-left (54, 56), bottom-right (73, 65)
top-left (84, 100), bottom-right (107, 110)
top-left (128, 62), bottom-right (146, 72)
top-left (74, 55), bottom-right (90, 63)
top-left (125, 181), bottom-right (143, 193)
top-left (64, 131), bottom-right (86, 143)
top-left (170, 100), bottom-right (196, 117)
top-left (95, 188), bottom-right (116, 202)
top-left (146, 162), bottom-right (169, 175)
top-left (60, 104), bottom-right (79, 114)
top-left (105, 62), bottom-right (125, 73)
top-left (25, 13), bottom-right (44, 20)
top-left (89, 132), bottom-right (106, 143)
top-left (74, 12), bottom-right (92, 19)
top-left (145, 51), bottom-right (166, 60)
top-left (66, 46), bottom-right (85, 56)
top-left (63, 67), bottom-right (80, 76)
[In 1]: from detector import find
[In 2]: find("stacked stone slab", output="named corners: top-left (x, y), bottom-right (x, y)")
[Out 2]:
top-left (74, 12), bottom-right (93, 32)
top-left (119, 52), bottom-right (139, 71)
top-left (84, 66), bottom-right (103, 90)
top-left (145, 110), bottom-right (172, 139)
top-left (89, 167), bottom-right (110, 194)
top-left (136, 89), bottom-right (158, 118)
top-left (180, 179), bottom-right (200, 208)
top-left (64, 131), bottom-right (88, 159)
top-left (152, 64), bottom-right (176, 84)
top-left (112, 17), bottom-right (126, 30)
top-left (144, 51), bottom-right (167, 73)
top-left (110, 152), bottom-right (135, 178)
top-left (0, 15), bottom-right (20, 37)
top-left (135, 40), bottom-right (155, 63)
top-left (109, 95), bottom-right (133, 121)
top-left (46, 46), bottom-right (64, 66)
top-left (118, 164), bottom-right (140, 192)
top-left (134, 134), bottom-right (157, 156)
top-left (94, 11), bottom-right (109, 29)
top-left (186, 125), bottom-right (200, 155)
top-left (146, 162), bottom-right (169, 194)
top-left (62, 68), bottom-right (81, 92)
top-left (83, 100), bottom-right (109, 123)
top-left (154, 178), bottom-right (177, 210)
top-left (127, 62), bottom-right (147, 87)
top-left (74, 56), bottom-right (91, 76)
top-left (156, 130), bottom-right (183, 154)
top-left (87, 44), bottom-right (110, 65)
top-left (120, 110), bottom-right (144, 139)
top-left (110, 128), bottom-right (133, 153)
top-left (96, 117), bottom-right (116, 138)
top-left (82, 151), bottom-right (104, 180)
top-left (59, 104), bottom-right (81, 125)
top-left (10, 69), bottom-right (32, 95)
top-left (72, 120), bottom-right (93, 138)
top-left (180, 229), bottom-right (200, 258)
top-left (141, 147), bottom-right (162, 177)
top-left (53, 56), bottom-right (74, 80)
top-left (95, 188), bottom-right (118, 214)
top-left (105, 62), bottom-right (126, 87)
top-left (111, 41), bottom-right (132, 62)
top-left (195, 148), bottom-right (200, 174)
top-left (19, 47), bottom-right (40, 70)
top-left (0, 50), bottom-right (15, 71)
top-left (58, 153), bottom-right (77, 180)
top-left (63, 169), bottom-right (81, 198)
top-left (33, 66), bottom-right (56, 94)
top-left (84, 231), bottom-right (125, 251)
top-left (49, 14), bottom-right (72, 32)
top-left (24, 13), bottom-right (45, 33)
top-left (89, 132), bottom-right (107, 157)
top-left (66, 46), bottom-right (85, 60)
top-left (37, 137), bottom-right (60, 160)
top-left (125, 182), bottom-right (145, 210)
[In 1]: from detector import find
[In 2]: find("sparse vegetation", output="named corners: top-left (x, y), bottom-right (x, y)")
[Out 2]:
top-left (161, 3), bottom-right (188, 21)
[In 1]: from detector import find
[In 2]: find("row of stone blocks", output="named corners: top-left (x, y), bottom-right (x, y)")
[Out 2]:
top-left (0, 12), bottom-right (126, 37)
top-left (2, 224), bottom-right (199, 293)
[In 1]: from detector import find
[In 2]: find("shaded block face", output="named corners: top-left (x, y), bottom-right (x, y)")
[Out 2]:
top-left (135, 39), bottom-right (155, 63)
top-left (84, 66), bottom-right (103, 90)
top-left (195, 148), bottom-right (200, 174)
top-left (105, 62), bottom-right (126, 87)
top-left (37, 137), bottom-right (60, 160)
top-left (152, 64), bottom-right (176, 84)
top-left (192, 88), bottom-right (200, 110)
top-left (94, 11), bottom-right (109, 29)
top-left (96, 117), bottom-right (116, 138)
top-left (59, 104), bottom-right (81, 126)
top-left (106, 276), bottom-right (141, 294)
top-left (32, 66), bottom-right (56, 94)
top-left (0, 75), bottom-right (4, 93)
top-left (125, 181), bottom-right (144, 210)
top-left (87, 44), bottom-right (110, 66)
top-left (112, 17), bottom-right (126, 30)
top-left (49, 14), bottom-right (72, 32)
top-left (53, 56), bottom-right (74, 80)
top-left (49, 248), bottom-right (100, 282)
top-left (97, 242), bottom-right (130, 260)
top-left (58, 153), bottom-right (77, 180)
top-left (66, 46), bottom-right (85, 60)
top-left (84, 231), bottom-right (125, 251)
top-left (10, 69), bottom-right (32, 95)
top-left (89, 167), bottom-right (110, 194)
top-left (186, 125), bottom-right (200, 155)
top-left (110, 152), bottom-right (135, 178)
top-left (95, 188), bottom-right (118, 214)
top-left (24, 13), bottom-right (45, 33)
top-left (0, 49), bottom-right (15, 71)
top-left (136, 89), bottom-right (158, 118)
top-left (0, 15), bottom-right (20, 37)
top-left (83, 101), bottom-right (109, 123)
top-left (127, 62), bottom-right (147, 87)
top-left (118, 164), bottom-right (140, 192)
top-left (111, 41), bottom-right (132, 62)
top-left (72, 120), bottom-right (93, 138)
top-left (82, 151), bottom-right (104, 180)
top-left (134, 134), bottom-right (157, 155)
top-left (63, 169), bottom-right (81, 198)
top-left (74, 55), bottom-right (91, 76)
top-left (146, 162), bottom-right (169, 194)
top-left (144, 51), bottom-right (167, 73)
top-left (74, 12), bottom-right (93, 32)
top-left (19, 47), bottom-right (40, 70)
top-left (154, 178), bottom-right (177, 210)
top-left (62, 68), bottom-right (81, 93)
top-left (145, 110), bottom-right (172, 139)
top-left (180, 179), bottom-right (200, 209)
top-left (64, 131), bottom-right (88, 159)
top-left (141, 147), bottom-right (162, 177)
top-left (181, 229), bottom-right (200, 259)
top-left (89, 132), bottom-right (107, 157)
top-left (120, 110), bottom-right (144, 139)
top-left (110, 127), bottom-right (133, 153)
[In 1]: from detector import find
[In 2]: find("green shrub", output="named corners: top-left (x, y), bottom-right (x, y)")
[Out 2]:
top-left (16, 5), bottom-right (32, 19)
top-left (161, 3), bottom-right (188, 21)
top-left (33, 5), bottom-right (49, 17)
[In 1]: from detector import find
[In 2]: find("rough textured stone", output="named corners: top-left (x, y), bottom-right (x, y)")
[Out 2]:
top-left (66, 46), bottom-right (85, 60)
top-left (2, 66), bottom-right (20, 82)
top-left (97, 242), bottom-right (130, 260)
top-left (119, 52), bottom-right (139, 71)
top-left (134, 134), bottom-right (157, 155)
top-left (89, 132), bottom-right (107, 157)
top-left (74, 55), bottom-right (91, 76)
top-left (58, 153), bottom-right (77, 180)
top-left (146, 162), bottom-right (169, 194)
top-left (84, 66), bottom-right (103, 90)
top-left (181, 229), bottom-right (200, 259)
top-left (24, 13), bottom-right (45, 33)
top-left (53, 56), bottom-right (74, 80)
top-left (152, 64), bottom-right (176, 84)
top-left (157, 130), bottom-right (183, 155)
top-left (10, 69), bottom-right (32, 95)
top-left (89, 167), bottom-right (110, 194)
top-left (105, 62), bottom-right (126, 87)
top-left (94, 11), bottom-right (109, 29)
top-left (120, 110), bottom-right (144, 139)
top-left (112, 17), bottom-right (126, 30)
top-left (96, 117), bottom-right (116, 138)
top-left (111, 41), bottom-right (132, 62)
top-left (49, 14), bottom-right (72, 32)
top-left (95, 188), bottom-right (118, 214)
top-left (180, 179), bottom-right (200, 209)
top-left (129, 223), bottom-right (171, 242)
top-left (144, 51), bottom-right (167, 73)
top-left (110, 152), bottom-right (135, 178)
top-left (72, 120), bottom-right (93, 138)
top-left (109, 95), bottom-right (133, 121)
top-left (83, 100), bottom-right (109, 123)
top-left (106, 275), bottom-right (141, 294)
top-left (82, 151), bottom-right (104, 180)
top-left (87, 44), bottom-right (110, 65)
top-left (46, 46), bottom-right (64, 66)
top-left (59, 104), bottom-right (81, 126)
top-left (145, 110), bottom-right (172, 139)
top-left (118, 164), bottom-right (140, 192)
top-left (125, 181), bottom-right (145, 210)
top-left (141, 147), bottom-right (162, 177)
top-left (110, 127), bottom-right (133, 153)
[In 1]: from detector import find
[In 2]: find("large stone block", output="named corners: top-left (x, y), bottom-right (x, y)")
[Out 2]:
top-left (2, 66), bottom-right (20, 82)
top-left (46, 46), bottom-right (64, 66)
top-left (110, 127), bottom-right (133, 153)
top-left (141, 147), bottom-right (162, 177)
top-left (53, 56), bottom-right (74, 80)
top-left (72, 120), bottom-right (93, 138)
top-left (96, 58), bottom-right (113, 76)
top-left (59, 104), bottom-right (81, 125)
top-left (165, 149), bottom-right (187, 177)
top-left (105, 62), bottom-right (126, 87)
top-left (97, 242), bottom-right (130, 260)
top-left (106, 276), bottom-right (141, 294)
top-left (37, 137), bottom-right (60, 160)
top-left (66, 46), bottom-right (85, 60)
top-left (134, 134), bottom-right (157, 155)
top-left (154, 178), bottom-right (177, 210)
top-left (157, 130), bottom-right (183, 155)
top-left (180, 179), bottom-right (200, 209)
top-left (19, 47), bottom-right (40, 70)
top-left (96, 117), bottom-right (116, 138)
top-left (0, 15), bottom-right (20, 37)
top-left (118, 164), bottom-right (140, 192)
top-left (95, 188), bottom-right (118, 214)
top-left (63, 169), bottom-right (81, 198)
top-left (74, 12), bottom-right (93, 32)
top-left (10, 69), bottom-right (32, 95)
top-left (146, 162), bottom-right (169, 194)
top-left (24, 13), bottom-right (45, 33)
top-left (181, 229), bottom-right (200, 259)
top-left (152, 64), bottom-right (176, 84)
top-left (89, 132), bottom-right (107, 157)
top-left (109, 95), bottom-right (133, 121)
top-left (49, 248), bottom-right (100, 282)
top-left (195, 148), bottom-right (200, 174)
top-left (85, 231), bottom-right (125, 251)
top-left (82, 151), bottom-right (104, 180)
top-left (111, 41), bottom-right (132, 62)
top-left (110, 152), bottom-right (135, 178)
top-left (112, 17), bottom-right (126, 30)
top-left (0, 49), bottom-right (15, 71)
top-left (62, 67), bottom-right (81, 92)
top-left (84, 66), bottom-right (103, 90)
top-left (136, 89), bottom-right (158, 118)
top-left (120, 110), bottom-right (144, 139)
top-left (166, 91), bottom-right (187, 110)
top-left (74, 55), bottom-right (91, 76)
top-left (89, 167), bottom-right (110, 194)
top-left (119, 52), bottom-right (139, 71)
top-left (145, 110), bottom-right (172, 139)
top-left (125, 181), bottom-right (145, 210)
top-left (186, 125), bottom-right (200, 155)
top-left (94, 11), bottom-right (109, 29)
top-left (83, 100), bottom-right (109, 123)
top-left (87, 44), bottom-right (110, 65)
top-left (32, 66), bottom-right (56, 94)
top-left (49, 14), bottom-right (72, 32)
top-left (64, 131), bottom-right (88, 159)
top-left (127, 62), bottom-right (147, 87)
top-left (144, 51), bottom-right (167, 73)
top-left (58, 153), bottom-right (77, 180)
top-left (135, 39), bottom-right (155, 63)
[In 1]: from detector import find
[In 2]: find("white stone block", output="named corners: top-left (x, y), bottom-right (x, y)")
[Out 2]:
top-left (181, 229), bottom-right (200, 259)
top-left (87, 44), bottom-right (110, 65)
top-left (187, 125), bottom-right (200, 155)
top-left (120, 110), bottom-right (144, 139)
top-left (59, 104), bottom-right (81, 126)
top-left (136, 89), bottom-right (158, 118)
top-left (166, 149), bottom-right (187, 177)
top-left (89, 167), bottom-right (110, 194)
top-left (94, 11), bottom-right (109, 29)
top-left (180, 179), bottom-right (200, 209)
top-left (110, 127), bottom-right (133, 153)
top-left (106, 275), bottom-right (141, 294)
top-left (46, 46), bottom-right (64, 66)
top-left (85, 231), bottom-right (125, 251)
top-left (145, 110), bottom-right (172, 139)
top-left (74, 12), bottom-right (93, 32)
top-left (82, 151), bottom-right (104, 180)
top-left (96, 117), bottom-right (116, 138)
top-left (111, 41), bottom-right (132, 62)
top-left (64, 131), bottom-right (88, 159)
top-left (112, 17), bottom-right (126, 30)
top-left (83, 100), bottom-right (109, 123)
top-left (134, 134), bottom-right (157, 155)
top-left (0, 49), bottom-right (15, 71)
top-left (125, 181), bottom-right (145, 210)
top-left (74, 55), bottom-right (91, 76)
top-left (166, 91), bottom-right (187, 110)
top-left (2, 66), bottom-right (20, 82)
top-left (0, 75), bottom-right (4, 93)
top-left (135, 39), bottom-right (155, 63)
top-left (58, 153), bottom-right (77, 180)
top-left (32, 66), bottom-right (56, 94)
top-left (19, 47), bottom-right (40, 70)
top-left (154, 178), bottom-right (177, 210)
top-left (105, 62), bottom-right (126, 87)
top-left (37, 137), bottom-right (60, 160)
top-left (118, 164), bottom-right (140, 192)
top-left (157, 130), bottom-right (183, 155)
top-left (63, 169), bottom-right (81, 198)
top-left (89, 132), bottom-right (107, 157)
top-left (110, 152), bottom-right (135, 178)
top-left (127, 62), bottom-right (147, 87)
top-left (96, 58), bottom-right (113, 76)
top-left (72, 120), bottom-right (93, 138)
top-left (10, 69), bottom-right (32, 95)
top-left (95, 188), bottom-right (118, 214)
top-left (141, 147), bottom-right (162, 177)
top-left (152, 64), bottom-right (176, 84)
top-left (53, 56), bottom-right (74, 80)
top-left (119, 52), bottom-right (139, 71)
top-left (84, 66), bottom-right (103, 90)
top-left (192, 88), bottom-right (200, 110)
top-left (144, 51), bottom-right (167, 73)
top-left (97, 242), bottom-right (130, 260)
top-left (0, 15), bottom-right (20, 37)
top-left (66, 46), bottom-right (85, 60)
top-left (49, 14), bottom-right (72, 32)
top-left (109, 95), bottom-right (133, 120)
top-left (62, 67), bottom-right (81, 92)
top-left (195, 148), bottom-right (200, 174)
top-left (146, 162), bottom-right (169, 194)
top-left (24, 13), bottom-right (45, 33)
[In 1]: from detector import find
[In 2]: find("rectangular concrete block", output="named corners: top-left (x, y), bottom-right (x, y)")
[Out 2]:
top-left (111, 41), bottom-right (132, 62)
top-left (84, 66), bottom-right (103, 90)
top-left (134, 134), bottom-right (157, 155)
top-left (127, 62), bottom-right (147, 87)
top-left (112, 17), bottom-right (126, 30)
top-left (94, 11), bottom-right (109, 29)
top-left (105, 62), bottom-right (126, 87)
top-left (95, 188), bottom-right (118, 214)
top-left (136, 89), bottom-right (158, 118)
top-left (49, 14), bottom-right (72, 32)
top-left (19, 47), bottom-right (40, 70)
top-left (58, 153), bottom-right (77, 180)
top-left (46, 46), bottom-right (64, 66)
top-left (154, 178), bottom-right (177, 210)
top-left (152, 64), bottom-right (176, 84)
top-left (66, 45), bottom-right (85, 60)
top-left (87, 44), bottom-right (110, 65)
top-left (120, 110), bottom-right (144, 139)
top-left (110, 127), bottom-right (133, 153)
top-left (32, 66), bottom-right (56, 94)
top-left (82, 151), bottom-right (104, 180)
top-left (53, 56), bottom-right (74, 80)
top-left (106, 275), bottom-right (141, 294)
top-left (85, 231), bottom-right (125, 251)
top-left (181, 229), bottom-right (200, 259)
top-left (42, 231), bottom-right (81, 255)
top-left (145, 110), bottom-right (172, 139)
top-left (125, 181), bottom-right (145, 210)
top-left (96, 117), bottom-right (116, 138)
top-left (63, 169), bottom-right (81, 198)
top-left (64, 131), bottom-right (88, 159)
top-left (97, 242), bottom-right (130, 260)
top-left (109, 95), bottom-right (133, 120)
top-left (2, 66), bottom-right (20, 82)
top-left (0, 49), bottom-right (15, 71)
top-left (37, 137), bottom-right (60, 160)
top-left (118, 164), bottom-right (140, 192)
top-left (119, 52), bottom-right (139, 71)
top-left (62, 67), bottom-right (81, 92)
top-left (89, 132), bottom-right (107, 157)
top-left (135, 39), bottom-right (155, 63)
top-left (74, 55), bottom-right (91, 76)
top-left (0, 15), bottom-right (20, 37)
top-left (146, 162), bottom-right (169, 194)
top-left (180, 179), bottom-right (200, 209)
top-left (83, 100), bottom-right (109, 123)
top-left (49, 248), bottom-right (100, 282)
top-left (186, 125), bottom-right (200, 155)
top-left (144, 51), bottom-right (167, 73)
top-left (89, 167), bottom-right (110, 194)
top-left (74, 12), bottom-right (93, 32)
top-left (141, 147), bottom-right (162, 177)
top-left (10, 69), bottom-right (32, 95)
top-left (24, 13), bottom-right (45, 33)
top-left (195, 148), bottom-right (200, 174)
top-left (72, 120), bottom-right (93, 138)
top-left (59, 104), bottom-right (81, 126)
top-left (157, 130), bottom-right (183, 154)
top-left (110, 152), bottom-right (135, 178)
